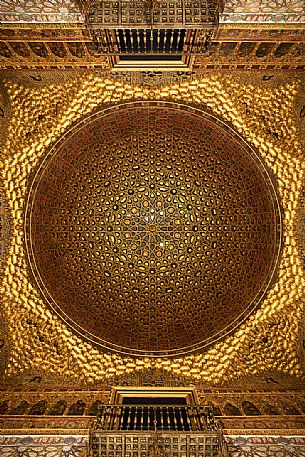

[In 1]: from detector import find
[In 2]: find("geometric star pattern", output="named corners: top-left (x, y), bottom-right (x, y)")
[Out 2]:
top-left (25, 103), bottom-right (281, 355)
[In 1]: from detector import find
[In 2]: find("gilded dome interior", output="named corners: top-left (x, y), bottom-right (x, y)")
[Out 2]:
top-left (25, 102), bottom-right (282, 356)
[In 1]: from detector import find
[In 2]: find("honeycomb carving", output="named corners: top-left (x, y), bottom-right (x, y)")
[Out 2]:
top-left (25, 102), bottom-right (282, 356)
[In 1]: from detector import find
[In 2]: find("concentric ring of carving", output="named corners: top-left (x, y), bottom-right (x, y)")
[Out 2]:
top-left (25, 102), bottom-right (282, 356)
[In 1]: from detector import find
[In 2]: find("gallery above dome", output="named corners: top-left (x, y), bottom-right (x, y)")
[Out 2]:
top-left (25, 102), bottom-right (282, 356)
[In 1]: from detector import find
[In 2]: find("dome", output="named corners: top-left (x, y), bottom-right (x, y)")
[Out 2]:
top-left (25, 102), bottom-right (282, 356)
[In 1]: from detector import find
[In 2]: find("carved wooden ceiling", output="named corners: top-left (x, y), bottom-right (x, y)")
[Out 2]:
top-left (0, 0), bottom-right (304, 71)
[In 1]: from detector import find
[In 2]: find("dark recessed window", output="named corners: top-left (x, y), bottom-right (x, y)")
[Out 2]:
top-left (119, 55), bottom-right (182, 61)
top-left (116, 29), bottom-right (186, 53)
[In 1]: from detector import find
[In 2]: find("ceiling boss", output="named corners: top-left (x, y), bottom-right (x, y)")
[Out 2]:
top-left (25, 102), bottom-right (282, 356)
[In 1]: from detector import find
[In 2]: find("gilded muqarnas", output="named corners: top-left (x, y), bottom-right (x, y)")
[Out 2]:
top-left (0, 73), bottom-right (304, 385)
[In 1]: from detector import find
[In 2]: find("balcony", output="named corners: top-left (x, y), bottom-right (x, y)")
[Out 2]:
top-left (91, 404), bottom-right (228, 456)
top-left (81, 0), bottom-right (223, 69)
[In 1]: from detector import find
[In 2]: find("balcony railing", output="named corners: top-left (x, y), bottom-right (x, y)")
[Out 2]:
top-left (91, 404), bottom-right (229, 456)
top-left (95, 404), bottom-right (219, 432)
top-left (85, 28), bottom-right (213, 55)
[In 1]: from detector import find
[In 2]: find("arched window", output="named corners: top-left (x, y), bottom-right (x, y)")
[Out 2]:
top-left (260, 401), bottom-right (280, 415)
top-left (0, 401), bottom-right (8, 415)
top-left (48, 400), bottom-right (67, 416)
top-left (207, 401), bottom-right (222, 416)
top-left (67, 400), bottom-right (86, 415)
top-left (242, 401), bottom-right (261, 416)
top-left (223, 402), bottom-right (241, 416)
top-left (296, 401), bottom-right (305, 414)
top-left (279, 400), bottom-right (301, 415)
top-left (89, 400), bottom-right (104, 416)
top-left (28, 400), bottom-right (48, 415)
top-left (10, 401), bottom-right (30, 415)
